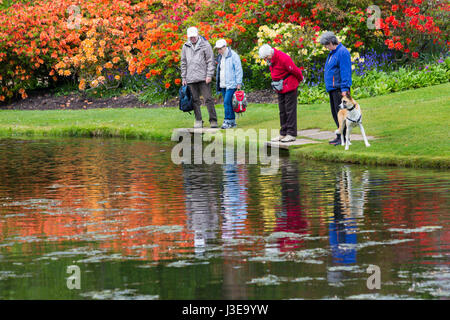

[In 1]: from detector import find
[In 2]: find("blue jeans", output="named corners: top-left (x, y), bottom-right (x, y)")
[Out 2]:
top-left (221, 88), bottom-right (236, 120)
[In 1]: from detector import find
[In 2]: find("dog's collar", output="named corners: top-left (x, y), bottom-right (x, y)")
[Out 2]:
top-left (347, 105), bottom-right (356, 111)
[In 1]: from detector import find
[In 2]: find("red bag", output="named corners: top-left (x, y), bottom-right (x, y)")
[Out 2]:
top-left (232, 90), bottom-right (247, 114)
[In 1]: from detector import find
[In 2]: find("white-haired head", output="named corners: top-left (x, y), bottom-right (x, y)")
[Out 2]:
top-left (319, 31), bottom-right (339, 46)
top-left (258, 44), bottom-right (274, 59)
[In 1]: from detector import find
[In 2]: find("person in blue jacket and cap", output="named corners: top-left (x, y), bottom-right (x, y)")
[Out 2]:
top-left (320, 31), bottom-right (352, 146)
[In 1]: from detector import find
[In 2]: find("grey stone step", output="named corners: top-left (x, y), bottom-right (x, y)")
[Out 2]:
top-left (265, 139), bottom-right (321, 150)
top-left (175, 128), bottom-right (221, 134)
top-left (298, 129), bottom-right (375, 141)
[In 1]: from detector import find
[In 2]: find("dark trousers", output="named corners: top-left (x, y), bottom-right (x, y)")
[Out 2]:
top-left (329, 89), bottom-right (347, 138)
top-left (188, 81), bottom-right (217, 123)
top-left (277, 89), bottom-right (298, 136)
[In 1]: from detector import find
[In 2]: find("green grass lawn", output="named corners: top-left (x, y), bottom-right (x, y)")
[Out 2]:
top-left (0, 83), bottom-right (449, 168)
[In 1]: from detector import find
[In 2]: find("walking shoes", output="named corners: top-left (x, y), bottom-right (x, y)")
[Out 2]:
top-left (221, 120), bottom-right (236, 129)
top-left (271, 135), bottom-right (285, 142)
top-left (280, 135), bottom-right (296, 142)
top-left (194, 120), bottom-right (203, 128)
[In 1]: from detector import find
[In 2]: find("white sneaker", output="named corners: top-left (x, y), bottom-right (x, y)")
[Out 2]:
top-left (194, 120), bottom-right (203, 128)
top-left (280, 135), bottom-right (296, 142)
top-left (271, 135), bottom-right (285, 142)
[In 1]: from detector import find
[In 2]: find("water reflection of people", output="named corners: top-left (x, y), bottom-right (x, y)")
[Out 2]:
top-left (182, 163), bottom-right (221, 257)
top-left (221, 145), bottom-right (248, 240)
top-left (329, 166), bottom-right (369, 265)
top-left (327, 166), bottom-right (369, 285)
top-left (274, 159), bottom-right (308, 252)
top-left (221, 145), bottom-right (249, 299)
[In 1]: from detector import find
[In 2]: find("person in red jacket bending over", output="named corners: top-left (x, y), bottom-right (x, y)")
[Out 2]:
top-left (259, 44), bottom-right (303, 143)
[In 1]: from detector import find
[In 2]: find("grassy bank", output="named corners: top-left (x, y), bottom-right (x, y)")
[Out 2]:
top-left (237, 82), bottom-right (450, 169)
top-left (0, 83), bottom-right (449, 168)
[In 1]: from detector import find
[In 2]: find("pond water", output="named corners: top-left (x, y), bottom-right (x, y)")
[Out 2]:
top-left (0, 138), bottom-right (448, 300)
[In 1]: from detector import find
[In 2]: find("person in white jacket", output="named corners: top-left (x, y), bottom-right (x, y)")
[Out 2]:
top-left (214, 39), bottom-right (243, 129)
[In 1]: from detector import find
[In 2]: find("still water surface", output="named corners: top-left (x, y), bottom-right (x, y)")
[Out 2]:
top-left (0, 138), bottom-right (448, 299)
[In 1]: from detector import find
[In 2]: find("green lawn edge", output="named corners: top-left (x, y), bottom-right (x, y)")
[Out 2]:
top-left (0, 83), bottom-right (449, 169)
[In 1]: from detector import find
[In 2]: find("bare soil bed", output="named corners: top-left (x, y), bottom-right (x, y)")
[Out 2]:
top-left (1, 89), bottom-right (277, 111)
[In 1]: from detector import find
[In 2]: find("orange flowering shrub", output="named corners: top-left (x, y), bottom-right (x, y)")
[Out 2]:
top-left (55, 17), bottom-right (137, 92)
top-left (129, 0), bottom-right (212, 96)
top-left (0, 0), bottom-right (148, 102)
top-left (0, 1), bottom-right (81, 101)
top-left (0, 0), bottom-right (448, 103)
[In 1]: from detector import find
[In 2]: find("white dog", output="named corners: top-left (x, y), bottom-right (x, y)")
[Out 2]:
top-left (336, 94), bottom-right (371, 150)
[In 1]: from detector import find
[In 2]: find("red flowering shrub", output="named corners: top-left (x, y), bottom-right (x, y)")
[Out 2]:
top-left (0, 0), bottom-right (448, 102)
top-left (375, 0), bottom-right (448, 59)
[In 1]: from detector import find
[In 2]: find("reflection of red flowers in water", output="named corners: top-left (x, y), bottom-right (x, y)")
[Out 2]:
top-left (274, 165), bottom-right (309, 252)
top-left (376, 170), bottom-right (449, 264)
top-left (0, 143), bottom-right (192, 261)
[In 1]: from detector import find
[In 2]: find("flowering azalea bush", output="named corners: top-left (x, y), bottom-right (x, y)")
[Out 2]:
top-left (0, 0), bottom-right (81, 102)
top-left (55, 18), bottom-right (136, 93)
top-left (0, 0), bottom-right (149, 103)
top-left (298, 58), bottom-right (450, 104)
top-left (374, 0), bottom-right (448, 60)
top-left (0, 0), bottom-right (448, 104)
top-left (251, 23), bottom-right (356, 83)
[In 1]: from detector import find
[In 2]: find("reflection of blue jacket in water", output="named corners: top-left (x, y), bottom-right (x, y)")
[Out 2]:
top-left (329, 181), bottom-right (357, 264)
top-left (329, 221), bottom-right (357, 264)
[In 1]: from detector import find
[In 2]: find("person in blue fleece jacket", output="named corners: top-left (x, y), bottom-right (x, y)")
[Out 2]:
top-left (320, 31), bottom-right (352, 146)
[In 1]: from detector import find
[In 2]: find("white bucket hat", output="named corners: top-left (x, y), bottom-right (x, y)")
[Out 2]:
top-left (187, 27), bottom-right (199, 38)
top-left (214, 39), bottom-right (227, 49)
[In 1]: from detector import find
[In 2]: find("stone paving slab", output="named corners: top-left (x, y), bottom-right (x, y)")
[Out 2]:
top-left (175, 128), bottom-right (221, 134)
top-left (297, 129), bottom-right (322, 136)
top-left (299, 130), bottom-right (336, 140)
top-left (265, 139), bottom-right (321, 150)
top-left (298, 129), bottom-right (375, 141)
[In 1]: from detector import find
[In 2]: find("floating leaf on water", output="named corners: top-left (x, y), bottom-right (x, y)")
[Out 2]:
top-left (347, 294), bottom-right (418, 300)
top-left (80, 289), bottom-right (159, 300)
top-left (296, 248), bottom-right (328, 259)
top-left (265, 232), bottom-right (304, 242)
top-left (303, 259), bottom-right (324, 264)
top-left (247, 274), bottom-right (286, 286)
top-left (328, 265), bottom-right (363, 272)
top-left (0, 271), bottom-right (33, 280)
top-left (126, 225), bottom-right (184, 234)
top-left (388, 226), bottom-right (442, 234)
top-left (291, 276), bottom-right (315, 282)
top-left (356, 239), bottom-right (414, 249)
top-left (166, 260), bottom-right (209, 268)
